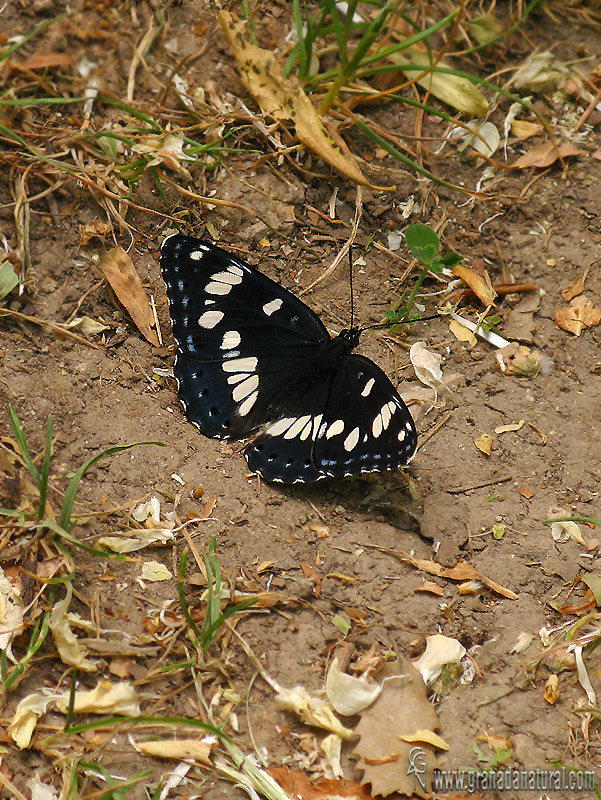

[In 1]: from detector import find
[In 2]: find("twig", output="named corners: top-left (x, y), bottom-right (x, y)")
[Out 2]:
top-left (447, 475), bottom-right (512, 494)
top-left (416, 410), bottom-right (453, 451)
top-left (0, 308), bottom-right (102, 350)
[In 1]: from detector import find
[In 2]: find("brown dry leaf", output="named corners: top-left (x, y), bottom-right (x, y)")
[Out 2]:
top-left (80, 220), bottom-right (113, 245)
top-left (495, 420), bottom-right (525, 434)
top-left (415, 580), bottom-right (445, 596)
top-left (354, 664), bottom-right (441, 797)
top-left (387, 45), bottom-right (488, 115)
top-left (218, 12), bottom-right (382, 189)
top-left (555, 295), bottom-right (601, 336)
top-left (449, 318), bottom-right (477, 345)
top-left (400, 730), bottom-right (449, 750)
top-left (400, 553), bottom-right (518, 600)
top-left (513, 140), bottom-right (584, 169)
top-left (495, 343), bottom-right (542, 377)
top-left (511, 119), bottom-right (543, 139)
top-left (268, 768), bottom-right (373, 800)
top-left (561, 272), bottom-right (587, 302)
top-left (98, 246), bottom-right (159, 346)
top-left (452, 265), bottom-right (497, 306)
top-left (136, 737), bottom-right (215, 763)
top-left (544, 674), bottom-right (560, 704)
top-left (14, 52), bottom-right (73, 71)
top-left (517, 485), bottom-right (536, 499)
top-left (475, 433), bottom-right (493, 455)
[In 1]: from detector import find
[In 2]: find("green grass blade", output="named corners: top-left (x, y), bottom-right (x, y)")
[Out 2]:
top-left (8, 405), bottom-right (41, 487)
top-left (0, 13), bottom-right (67, 62)
top-left (60, 714), bottom-right (231, 741)
top-left (177, 549), bottom-right (203, 650)
top-left (59, 441), bottom-right (164, 531)
top-left (201, 597), bottom-right (257, 652)
top-left (292, 0), bottom-right (309, 77)
top-left (37, 415), bottom-right (53, 522)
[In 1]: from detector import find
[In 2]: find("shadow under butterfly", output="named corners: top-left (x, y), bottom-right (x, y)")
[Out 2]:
top-left (160, 234), bottom-right (417, 484)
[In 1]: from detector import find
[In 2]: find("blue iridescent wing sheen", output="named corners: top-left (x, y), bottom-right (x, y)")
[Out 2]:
top-left (160, 234), bottom-right (330, 438)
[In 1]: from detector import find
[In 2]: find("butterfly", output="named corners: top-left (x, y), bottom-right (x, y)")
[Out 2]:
top-left (160, 234), bottom-right (417, 484)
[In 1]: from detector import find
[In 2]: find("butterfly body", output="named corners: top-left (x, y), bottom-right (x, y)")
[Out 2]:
top-left (160, 234), bottom-right (417, 483)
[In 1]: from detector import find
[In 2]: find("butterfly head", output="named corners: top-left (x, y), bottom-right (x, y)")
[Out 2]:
top-left (338, 327), bottom-right (361, 350)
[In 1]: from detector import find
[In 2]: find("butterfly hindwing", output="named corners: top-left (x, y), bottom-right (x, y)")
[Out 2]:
top-left (244, 354), bottom-right (417, 482)
top-left (160, 234), bottom-right (330, 438)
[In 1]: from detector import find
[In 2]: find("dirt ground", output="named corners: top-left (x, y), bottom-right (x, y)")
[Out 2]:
top-left (1, 2), bottom-right (601, 799)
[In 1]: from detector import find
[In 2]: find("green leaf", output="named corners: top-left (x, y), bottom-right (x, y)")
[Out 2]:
top-left (492, 524), bottom-right (506, 540)
top-left (0, 262), bottom-right (18, 300)
top-left (439, 251), bottom-right (463, 268)
top-left (8, 405), bottom-right (40, 487)
top-left (331, 613), bottom-right (351, 636)
top-left (405, 224), bottom-right (440, 264)
top-left (581, 574), bottom-right (601, 605)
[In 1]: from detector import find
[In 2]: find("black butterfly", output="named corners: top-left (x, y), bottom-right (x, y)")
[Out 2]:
top-left (160, 234), bottom-right (417, 484)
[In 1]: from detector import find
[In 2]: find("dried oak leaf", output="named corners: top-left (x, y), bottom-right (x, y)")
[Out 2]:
top-left (98, 245), bottom-right (160, 346)
top-left (555, 295), bottom-right (601, 336)
top-left (513, 140), bottom-right (584, 169)
top-left (353, 663), bottom-right (441, 797)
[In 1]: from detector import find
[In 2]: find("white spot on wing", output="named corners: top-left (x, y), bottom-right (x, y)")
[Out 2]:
top-left (222, 357), bottom-right (258, 373)
top-left (220, 330), bottom-right (241, 350)
top-left (361, 378), bottom-right (375, 397)
top-left (228, 265), bottom-right (244, 277)
top-left (380, 403), bottom-right (392, 430)
top-left (325, 419), bottom-right (344, 439)
top-left (232, 374), bottom-right (259, 401)
top-left (299, 419), bottom-right (313, 441)
top-left (312, 414), bottom-right (323, 440)
top-left (398, 429), bottom-right (406, 442)
top-left (198, 310), bottom-right (224, 329)
top-left (238, 391), bottom-right (258, 416)
top-left (204, 299), bottom-right (215, 305)
top-left (262, 298), bottom-right (283, 316)
top-left (344, 426), bottom-right (360, 452)
top-left (284, 415), bottom-right (312, 440)
top-left (190, 250), bottom-right (205, 261)
top-left (267, 417), bottom-right (296, 437)
top-left (227, 373), bottom-right (248, 385)
top-left (372, 414), bottom-right (383, 438)
top-left (206, 282), bottom-right (232, 295)
top-left (211, 270), bottom-right (243, 285)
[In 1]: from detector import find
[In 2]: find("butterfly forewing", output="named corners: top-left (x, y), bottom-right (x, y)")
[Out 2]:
top-left (160, 234), bottom-right (418, 483)
top-left (160, 234), bottom-right (330, 438)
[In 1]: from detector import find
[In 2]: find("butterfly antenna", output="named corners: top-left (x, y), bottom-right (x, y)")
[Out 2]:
top-left (349, 245), bottom-right (355, 330)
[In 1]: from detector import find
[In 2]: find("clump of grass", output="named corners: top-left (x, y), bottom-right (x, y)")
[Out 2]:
top-left (1, 405), bottom-right (163, 691)
top-left (178, 537), bottom-right (257, 656)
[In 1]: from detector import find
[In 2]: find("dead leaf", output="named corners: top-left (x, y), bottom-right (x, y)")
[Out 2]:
top-left (354, 665), bottom-right (441, 797)
top-left (475, 433), bottom-right (493, 455)
top-left (513, 140), bottom-right (584, 169)
top-left (326, 657), bottom-right (381, 716)
top-left (135, 737), bottom-right (216, 763)
top-left (140, 561), bottom-right (172, 581)
top-left (414, 635), bottom-right (466, 684)
top-left (555, 295), bottom-right (601, 336)
top-left (268, 768), bottom-right (373, 800)
top-left (49, 584), bottom-right (96, 672)
top-left (511, 119), bottom-right (543, 139)
top-left (409, 341), bottom-right (450, 399)
top-left (400, 730), bottom-right (449, 750)
top-left (449, 318), bottom-right (477, 345)
top-left (495, 343), bottom-right (542, 377)
top-left (415, 580), bottom-right (444, 596)
top-left (79, 220), bottom-right (113, 245)
top-left (495, 420), bottom-right (525, 434)
top-left (14, 52), bottom-right (73, 71)
top-left (517, 485), bottom-right (535, 499)
top-left (544, 674), bottom-right (560, 704)
top-left (561, 271), bottom-right (588, 302)
top-left (98, 245), bottom-right (160, 346)
top-left (62, 316), bottom-right (109, 336)
top-left (452, 265), bottom-right (497, 306)
top-left (218, 12), bottom-right (384, 189)
top-left (275, 685), bottom-right (353, 739)
top-left (0, 567), bottom-right (23, 651)
top-left (387, 45), bottom-right (488, 115)
top-left (396, 552), bottom-right (518, 600)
